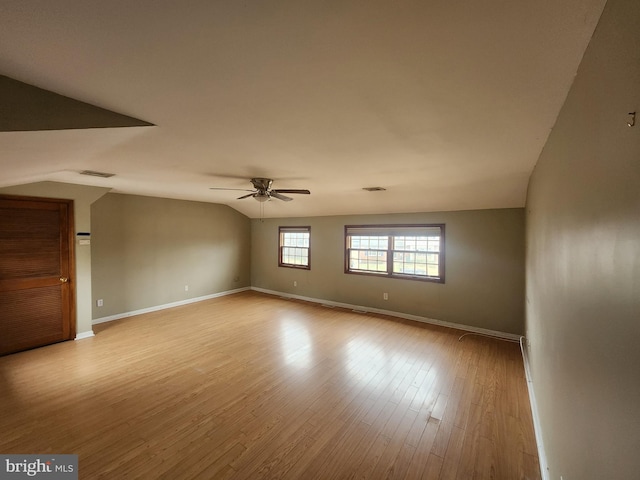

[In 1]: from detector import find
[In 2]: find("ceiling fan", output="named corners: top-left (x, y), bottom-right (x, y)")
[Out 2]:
top-left (210, 177), bottom-right (310, 202)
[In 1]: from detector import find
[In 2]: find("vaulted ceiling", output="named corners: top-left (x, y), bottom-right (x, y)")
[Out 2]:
top-left (0, 0), bottom-right (607, 218)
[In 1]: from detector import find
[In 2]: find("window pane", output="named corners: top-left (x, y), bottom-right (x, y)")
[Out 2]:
top-left (351, 235), bottom-right (388, 250)
top-left (349, 249), bottom-right (387, 272)
top-left (282, 246), bottom-right (309, 266)
top-left (391, 239), bottom-right (438, 278)
top-left (346, 225), bottom-right (443, 282)
top-left (280, 228), bottom-right (310, 268)
top-left (427, 264), bottom-right (439, 276)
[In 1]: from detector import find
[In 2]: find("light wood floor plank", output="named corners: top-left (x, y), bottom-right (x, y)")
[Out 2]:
top-left (0, 291), bottom-right (540, 479)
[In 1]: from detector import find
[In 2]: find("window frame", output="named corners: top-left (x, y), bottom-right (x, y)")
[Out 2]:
top-left (278, 226), bottom-right (311, 270)
top-left (344, 224), bottom-right (445, 283)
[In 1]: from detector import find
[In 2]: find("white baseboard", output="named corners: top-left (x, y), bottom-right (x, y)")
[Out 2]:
top-left (92, 287), bottom-right (250, 325)
top-left (520, 337), bottom-right (549, 480)
top-left (75, 331), bottom-right (95, 340)
top-left (92, 285), bottom-right (519, 342)
top-left (251, 287), bottom-right (521, 342)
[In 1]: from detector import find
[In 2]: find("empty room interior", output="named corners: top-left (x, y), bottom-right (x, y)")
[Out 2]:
top-left (0, 0), bottom-right (638, 479)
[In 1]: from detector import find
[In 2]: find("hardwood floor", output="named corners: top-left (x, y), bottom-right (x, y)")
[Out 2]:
top-left (0, 291), bottom-right (540, 479)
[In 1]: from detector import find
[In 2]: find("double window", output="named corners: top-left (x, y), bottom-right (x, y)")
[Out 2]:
top-left (279, 226), bottom-right (311, 269)
top-left (345, 224), bottom-right (445, 282)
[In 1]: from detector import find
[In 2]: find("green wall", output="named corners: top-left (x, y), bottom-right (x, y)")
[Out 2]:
top-left (252, 208), bottom-right (525, 335)
top-left (90, 193), bottom-right (251, 319)
top-left (525, 0), bottom-right (640, 478)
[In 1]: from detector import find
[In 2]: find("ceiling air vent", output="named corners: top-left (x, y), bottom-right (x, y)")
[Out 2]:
top-left (362, 187), bottom-right (386, 192)
top-left (80, 170), bottom-right (115, 178)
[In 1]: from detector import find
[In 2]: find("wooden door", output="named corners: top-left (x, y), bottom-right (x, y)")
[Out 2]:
top-left (0, 195), bottom-right (75, 355)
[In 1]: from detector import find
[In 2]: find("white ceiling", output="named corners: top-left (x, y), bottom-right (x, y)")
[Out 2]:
top-left (0, 0), bottom-right (606, 218)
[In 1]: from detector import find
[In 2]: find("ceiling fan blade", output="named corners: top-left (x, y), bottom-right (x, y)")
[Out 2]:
top-left (272, 189), bottom-right (310, 195)
top-left (270, 192), bottom-right (293, 202)
top-left (237, 193), bottom-right (256, 200)
top-left (210, 187), bottom-right (255, 192)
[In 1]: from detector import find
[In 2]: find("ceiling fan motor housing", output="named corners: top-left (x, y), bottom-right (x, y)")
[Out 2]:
top-left (251, 178), bottom-right (273, 191)
top-left (211, 177), bottom-right (309, 201)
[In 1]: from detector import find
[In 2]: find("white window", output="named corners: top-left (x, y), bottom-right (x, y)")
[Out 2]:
top-left (279, 226), bottom-right (310, 269)
top-left (345, 224), bottom-right (444, 282)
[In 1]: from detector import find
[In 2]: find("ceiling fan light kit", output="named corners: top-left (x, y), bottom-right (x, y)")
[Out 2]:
top-left (211, 177), bottom-right (310, 203)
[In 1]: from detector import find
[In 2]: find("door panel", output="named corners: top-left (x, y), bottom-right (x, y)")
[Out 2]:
top-left (0, 206), bottom-right (61, 278)
top-left (0, 285), bottom-right (64, 353)
top-left (0, 196), bottom-right (74, 355)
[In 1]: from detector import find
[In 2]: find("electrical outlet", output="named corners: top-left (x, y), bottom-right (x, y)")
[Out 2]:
top-left (184, 285), bottom-right (189, 291)
top-left (383, 292), bottom-right (388, 300)
top-left (294, 281), bottom-right (297, 287)
top-left (96, 299), bottom-right (103, 307)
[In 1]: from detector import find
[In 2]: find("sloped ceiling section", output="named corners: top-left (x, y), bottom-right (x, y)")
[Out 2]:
top-left (0, 75), bottom-right (153, 132)
top-left (0, 1), bottom-right (607, 218)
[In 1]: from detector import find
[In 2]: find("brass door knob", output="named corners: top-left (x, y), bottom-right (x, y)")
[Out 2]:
top-left (60, 277), bottom-right (69, 283)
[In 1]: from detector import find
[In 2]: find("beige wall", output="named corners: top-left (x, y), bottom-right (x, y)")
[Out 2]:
top-left (252, 208), bottom-right (525, 335)
top-left (0, 181), bottom-right (110, 336)
top-left (91, 193), bottom-right (251, 318)
top-left (525, 0), bottom-right (640, 478)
